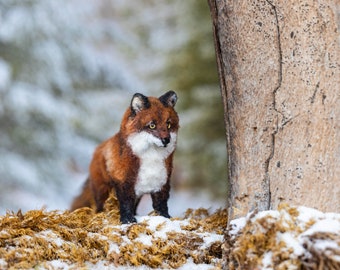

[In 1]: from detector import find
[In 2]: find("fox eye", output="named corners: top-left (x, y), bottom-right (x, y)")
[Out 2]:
top-left (167, 122), bottom-right (171, 129)
top-left (148, 123), bottom-right (156, 129)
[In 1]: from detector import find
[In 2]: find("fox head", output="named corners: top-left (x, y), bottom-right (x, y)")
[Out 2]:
top-left (122, 91), bottom-right (179, 155)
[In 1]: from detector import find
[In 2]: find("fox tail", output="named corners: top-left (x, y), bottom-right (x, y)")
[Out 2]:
top-left (70, 177), bottom-right (95, 211)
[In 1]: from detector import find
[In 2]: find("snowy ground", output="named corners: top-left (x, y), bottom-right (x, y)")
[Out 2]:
top-left (227, 204), bottom-right (340, 269)
top-left (1, 203), bottom-right (339, 269)
top-left (0, 206), bottom-right (227, 269)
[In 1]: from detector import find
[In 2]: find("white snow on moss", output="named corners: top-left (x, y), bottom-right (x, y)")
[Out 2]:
top-left (228, 205), bottom-right (340, 268)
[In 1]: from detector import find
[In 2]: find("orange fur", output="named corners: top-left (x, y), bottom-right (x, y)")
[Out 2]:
top-left (71, 91), bottom-right (179, 223)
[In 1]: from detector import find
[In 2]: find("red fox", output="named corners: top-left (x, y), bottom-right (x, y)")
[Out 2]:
top-left (71, 91), bottom-right (179, 224)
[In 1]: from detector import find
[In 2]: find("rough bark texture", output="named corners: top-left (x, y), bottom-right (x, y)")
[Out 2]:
top-left (208, 0), bottom-right (340, 220)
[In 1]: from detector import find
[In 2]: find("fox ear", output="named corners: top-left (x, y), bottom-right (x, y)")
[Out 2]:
top-left (131, 93), bottom-right (150, 114)
top-left (159, 90), bottom-right (177, 108)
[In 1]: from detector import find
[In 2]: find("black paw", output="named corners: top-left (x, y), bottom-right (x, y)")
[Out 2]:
top-left (159, 212), bottom-right (171, 219)
top-left (120, 215), bottom-right (137, 224)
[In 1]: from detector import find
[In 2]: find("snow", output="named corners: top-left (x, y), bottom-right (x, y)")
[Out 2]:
top-left (82, 262), bottom-right (179, 270)
top-left (108, 242), bottom-right (120, 255)
top-left (313, 239), bottom-right (339, 251)
top-left (228, 217), bottom-right (246, 237)
top-left (228, 205), bottom-right (340, 268)
top-left (261, 251), bottom-right (273, 270)
top-left (201, 234), bottom-right (224, 249)
top-left (137, 215), bottom-right (185, 240)
top-left (0, 211), bottom-right (224, 269)
top-left (0, 260), bottom-right (6, 269)
top-left (302, 219), bottom-right (340, 235)
top-left (134, 234), bottom-right (153, 247)
top-left (1, 204), bottom-right (339, 269)
top-left (250, 209), bottom-right (280, 222)
top-left (277, 232), bottom-right (305, 256)
top-left (39, 261), bottom-right (72, 270)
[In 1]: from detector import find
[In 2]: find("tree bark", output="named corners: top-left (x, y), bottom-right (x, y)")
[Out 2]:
top-left (208, 0), bottom-right (340, 220)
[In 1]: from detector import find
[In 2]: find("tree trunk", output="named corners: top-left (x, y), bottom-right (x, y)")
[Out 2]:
top-left (208, 0), bottom-right (340, 221)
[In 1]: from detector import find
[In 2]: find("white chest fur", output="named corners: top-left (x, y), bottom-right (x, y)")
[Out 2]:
top-left (127, 131), bottom-right (177, 197)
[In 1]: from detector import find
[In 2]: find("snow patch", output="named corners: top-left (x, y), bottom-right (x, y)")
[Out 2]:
top-left (302, 219), bottom-right (340, 235)
top-left (228, 205), bottom-right (340, 268)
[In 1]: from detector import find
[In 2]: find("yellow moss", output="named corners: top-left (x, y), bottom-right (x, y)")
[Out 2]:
top-left (0, 206), bottom-right (227, 269)
top-left (155, 221), bottom-right (166, 231)
top-left (226, 204), bottom-right (340, 270)
top-left (182, 208), bottom-right (228, 234)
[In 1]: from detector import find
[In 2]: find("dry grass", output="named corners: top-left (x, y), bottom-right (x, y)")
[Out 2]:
top-left (0, 202), bottom-right (227, 269)
top-left (3, 199), bottom-right (338, 270)
top-left (225, 204), bottom-right (340, 270)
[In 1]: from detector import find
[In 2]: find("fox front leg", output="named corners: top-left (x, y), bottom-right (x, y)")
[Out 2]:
top-left (113, 182), bottom-right (137, 224)
top-left (151, 184), bottom-right (171, 218)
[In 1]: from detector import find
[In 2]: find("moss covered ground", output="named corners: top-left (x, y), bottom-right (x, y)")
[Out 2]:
top-left (0, 205), bottom-right (227, 269)
top-left (1, 202), bottom-right (339, 269)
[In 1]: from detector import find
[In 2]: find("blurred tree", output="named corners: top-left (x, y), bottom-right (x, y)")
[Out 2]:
top-left (163, 0), bottom-right (227, 197)
top-left (0, 0), bottom-right (227, 214)
top-left (0, 0), bottom-right (140, 212)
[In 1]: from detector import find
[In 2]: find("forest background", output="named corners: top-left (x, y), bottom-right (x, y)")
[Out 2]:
top-left (0, 0), bottom-right (227, 214)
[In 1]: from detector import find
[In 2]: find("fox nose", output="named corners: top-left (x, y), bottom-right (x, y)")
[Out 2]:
top-left (161, 137), bottom-right (170, 147)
